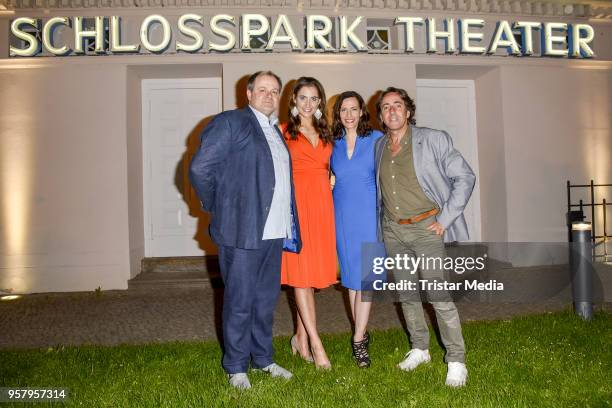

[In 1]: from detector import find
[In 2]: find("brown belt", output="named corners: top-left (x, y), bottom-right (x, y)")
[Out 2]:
top-left (397, 208), bottom-right (439, 225)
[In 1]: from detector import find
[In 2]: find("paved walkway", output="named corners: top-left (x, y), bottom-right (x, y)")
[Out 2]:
top-left (2, 284), bottom-right (608, 350)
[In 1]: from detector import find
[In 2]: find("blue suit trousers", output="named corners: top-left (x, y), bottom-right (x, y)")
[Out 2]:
top-left (218, 239), bottom-right (283, 374)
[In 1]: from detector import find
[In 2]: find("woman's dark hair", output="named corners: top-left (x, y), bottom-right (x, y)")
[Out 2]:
top-left (331, 91), bottom-right (373, 140)
top-left (285, 77), bottom-right (332, 145)
top-left (375, 87), bottom-right (416, 131)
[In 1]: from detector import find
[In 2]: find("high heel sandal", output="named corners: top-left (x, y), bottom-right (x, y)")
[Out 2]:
top-left (290, 335), bottom-right (314, 363)
top-left (352, 334), bottom-right (371, 368)
top-left (311, 344), bottom-right (332, 370)
top-left (363, 331), bottom-right (370, 346)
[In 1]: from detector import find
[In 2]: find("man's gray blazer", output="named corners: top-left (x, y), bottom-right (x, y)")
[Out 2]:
top-left (374, 125), bottom-right (476, 243)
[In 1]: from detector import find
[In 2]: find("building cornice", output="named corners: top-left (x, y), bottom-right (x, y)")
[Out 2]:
top-left (0, 0), bottom-right (611, 20)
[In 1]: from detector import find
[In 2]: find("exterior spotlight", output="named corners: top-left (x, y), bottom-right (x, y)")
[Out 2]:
top-left (1, 295), bottom-right (22, 301)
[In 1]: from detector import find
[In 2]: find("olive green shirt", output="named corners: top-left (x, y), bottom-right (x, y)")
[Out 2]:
top-left (380, 127), bottom-right (438, 221)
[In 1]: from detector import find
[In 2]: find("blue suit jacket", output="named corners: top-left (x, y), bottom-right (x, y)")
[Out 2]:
top-left (375, 125), bottom-right (475, 243)
top-left (189, 107), bottom-right (302, 251)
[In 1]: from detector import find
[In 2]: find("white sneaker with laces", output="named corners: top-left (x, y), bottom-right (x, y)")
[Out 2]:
top-left (398, 348), bottom-right (431, 371)
top-left (445, 362), bottom-right (468, 387)
top-left (261, 363), bottom-right (293, 379)
top-left (228, 373), bottom-right (251, 390)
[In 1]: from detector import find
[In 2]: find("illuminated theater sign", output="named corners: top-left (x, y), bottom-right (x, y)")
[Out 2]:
top-left (9, 13), bottom-right (596, 58)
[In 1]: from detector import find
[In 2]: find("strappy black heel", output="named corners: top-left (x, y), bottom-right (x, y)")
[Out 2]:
top-left (352, 332), bottom-right (371, 368)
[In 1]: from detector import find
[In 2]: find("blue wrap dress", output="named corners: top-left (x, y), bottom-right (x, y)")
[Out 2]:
top-left (331, 130), bottom-right (384, 290)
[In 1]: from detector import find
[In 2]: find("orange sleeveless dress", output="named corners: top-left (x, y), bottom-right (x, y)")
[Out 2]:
top-left (281, 126), bottom-right (337, 289)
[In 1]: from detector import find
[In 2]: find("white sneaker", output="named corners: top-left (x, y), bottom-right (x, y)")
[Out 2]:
top-left (445, 362), bottom-right (468, 387)
top-left (228, 373), bottom-right (251, 390)
top-left (261, 363), bottom-right (293, 379)
top-left (398, 348), bottom-right (431, 371)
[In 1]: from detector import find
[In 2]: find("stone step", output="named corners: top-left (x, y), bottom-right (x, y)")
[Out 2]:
top-left (141, 256), bottom-right (219, 275)
top-left (128, 271), bottom-right (223, 291)
top-left (130, 256), bottom-right (222, 291)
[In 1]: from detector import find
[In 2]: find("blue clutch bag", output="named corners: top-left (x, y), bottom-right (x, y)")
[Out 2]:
top-left (283, 206), bottom-right (299, 253)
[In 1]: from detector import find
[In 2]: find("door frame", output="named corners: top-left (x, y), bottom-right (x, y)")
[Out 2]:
top-left (141, 78), bottom-right (222, 257)
top-left (416, 78), bottom-right (482, 242)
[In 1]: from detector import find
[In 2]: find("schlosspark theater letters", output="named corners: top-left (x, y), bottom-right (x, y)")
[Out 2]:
top-left (9, 13), bottom-right (596, 58)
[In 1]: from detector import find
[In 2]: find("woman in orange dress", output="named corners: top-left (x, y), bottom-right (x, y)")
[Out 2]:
top-left (281, 77), bottom-right (337, 369)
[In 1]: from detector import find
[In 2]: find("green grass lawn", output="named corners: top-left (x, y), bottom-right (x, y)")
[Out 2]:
top-left (1, 310), bottom-right (610, 408)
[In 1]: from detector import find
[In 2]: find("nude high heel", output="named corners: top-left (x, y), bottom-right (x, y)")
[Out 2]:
top-left (290, 335), bottom-right (314, 363)
top-left (311, 344), bottom-right (332, 370)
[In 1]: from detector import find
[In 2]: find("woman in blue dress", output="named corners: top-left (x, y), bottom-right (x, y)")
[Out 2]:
top-left (330, 91), bottom-right (383, 368)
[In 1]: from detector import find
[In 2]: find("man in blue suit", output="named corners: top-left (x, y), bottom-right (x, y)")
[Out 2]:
top-left (190, 71), bottom-right (301, 390)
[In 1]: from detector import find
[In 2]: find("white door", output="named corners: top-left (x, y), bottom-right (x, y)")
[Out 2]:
top-left (416, 79), bottom-right (482, 242)
top-left (142, 78), bottom-right (222, 257)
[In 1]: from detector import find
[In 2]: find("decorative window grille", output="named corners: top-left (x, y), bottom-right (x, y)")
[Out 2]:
top-left (367, 27), bottom-right (390, 50)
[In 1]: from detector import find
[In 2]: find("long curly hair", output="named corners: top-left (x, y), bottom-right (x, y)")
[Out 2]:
top-left (331, 91), bottom-right (373, 140)
top-left (285, 77), bottom-right (333, 145)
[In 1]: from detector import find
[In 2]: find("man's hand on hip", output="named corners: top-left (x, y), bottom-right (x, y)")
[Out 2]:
top-left (427, 221), bottom-right (445, 236)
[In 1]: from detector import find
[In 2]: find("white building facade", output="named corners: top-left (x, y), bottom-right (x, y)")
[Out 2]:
top-left (0, 0), bottom-right (611, 293)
